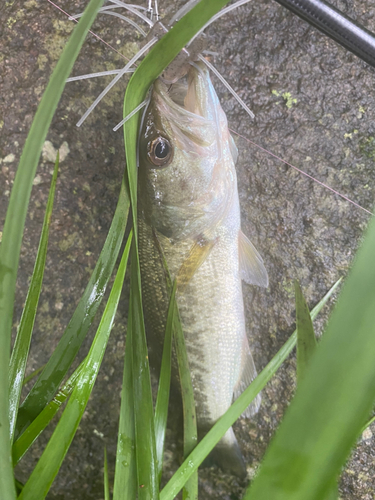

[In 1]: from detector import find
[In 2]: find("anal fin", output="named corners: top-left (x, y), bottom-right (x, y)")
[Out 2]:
top-left (233, 336), bottom-right (262, 418)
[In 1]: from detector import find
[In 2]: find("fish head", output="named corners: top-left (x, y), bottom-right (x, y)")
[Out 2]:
top-left (138, 61), bottom-right (238, 241)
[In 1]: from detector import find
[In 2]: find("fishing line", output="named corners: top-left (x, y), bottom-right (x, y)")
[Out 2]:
top-left (106, 0), bottom-right (154, 26)
top-left (198, 54), bottom-right (255, 120)
top-left (66, 69), bottom-right (134, 83)
top-left (89, 4), bottom-right (148, 13)
top-left (230, 128), bottom-right (374, 216)
top-left (76, 36), bottom-right (158, 127)
top-left (187, 0), bottom-right (253, 46)
top-left (71, 2), bottom-right (153, 34)
top-left (49, 0), bottom-right (373, 215)
top-left (46, 0), bottom-right (131, 62)
top-left (93, 10), bottom-right (147, 36)
top-left (136, 90), bottom-right (153, 167)
top-left (113, 99), bottom-right (149, 131)
top-left (185, 0), bottom-right (375, 69)
top-left (70, 3), bottom-right (150, 37)
top-left (168, 0), bottom-right (201, 26)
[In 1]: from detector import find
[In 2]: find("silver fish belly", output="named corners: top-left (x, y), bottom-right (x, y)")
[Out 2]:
top-left (138, 61), bottom-right (268, 476)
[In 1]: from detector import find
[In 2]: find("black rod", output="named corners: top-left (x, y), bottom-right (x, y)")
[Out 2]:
top-left (273, 0), bottom-right (375, 68)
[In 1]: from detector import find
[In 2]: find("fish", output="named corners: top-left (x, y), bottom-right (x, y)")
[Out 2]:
top-left (137, 60), bottom-right (269, 477)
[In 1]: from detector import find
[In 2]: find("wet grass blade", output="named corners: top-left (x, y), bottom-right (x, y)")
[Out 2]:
top-left (0, 2), bottom-right (104, 496)
top-left (12, 361), bottom-right (85, 467)
top-left (16, 178), bottom-right (129, 436)
top-left (15, 479), bottom-right (24, 495)
top-left (123, 0), bottom-right (232, 238)
top-left (160, 279), bottom-right (341, 500)
top-left (325, 481), bottom-right (339, 500)
top-left (104, 447), bottom-right (110, 500)
top-left (295, 280), bottom-right (317, 383)
top-left (245, 218), bottom-right (375, 499)
top-left (295, 281), bottom-right (337, 493)
top-left (153, 251), bottom-right (198, 496)
top-left (154, 281), bottom-right (176, 482)
top-left (113, 301), bottom-right (136, 500)
top-left (8, 155), bottom-right (59, 444)
top-left (173, 302), bottom-right (198, 500)
top-left (18, 234), bottom-right (132, 500)
top-left (122, 2), bottom-right (233, 497)
top-left (22, 365), bottom-right (45, 387)
top-left (129, 244), bottom-right (158, 500)
top-left (361, 413), bottom-right (375, 433)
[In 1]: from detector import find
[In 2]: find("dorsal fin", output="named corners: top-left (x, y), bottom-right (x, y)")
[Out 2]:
top-left (238, 230), bottom-right (268, 287)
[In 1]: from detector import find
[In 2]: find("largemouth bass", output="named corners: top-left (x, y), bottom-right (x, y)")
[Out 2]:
top-left (138, 61), bottom-right (268, 477)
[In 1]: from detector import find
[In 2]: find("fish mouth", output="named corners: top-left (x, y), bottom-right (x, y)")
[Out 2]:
top-left (165, 80), bottom-right (189, 108)
top-left (155, 61), bottom-right (212, 117)
top-left (152, 61), bottom-right (222, 150)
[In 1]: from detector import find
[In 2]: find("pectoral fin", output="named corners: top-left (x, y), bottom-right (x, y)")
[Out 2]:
top-left (238, 230), bottom-right (268, 287)
top-left (177, 236), bottom-right (216, 291)
top-left (233, 336), bottom-right (262, 418)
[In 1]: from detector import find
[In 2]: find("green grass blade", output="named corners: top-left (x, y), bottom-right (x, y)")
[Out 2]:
top-left (361, 413), bottom-right (375, 433)
top-left (121, 3), bottom-right (233, 497)
top-left (152, 251), bottom-right (197, 496)
top-left (104, 447), bottom-right (110, 500)
top-left (123, 0), bottom-right (232, 239)
top-left (129, 244), bottom-right (158, 500)
top-left (18, 233), bottom-right (132, 500)
top-left (160, 279), bottom-right (341, 500)
top-left (173, 301), bottom-right (198, 500)
top-left (16, 178), bottom-right (129, 436)
top-left (0, 3), bottom-right (104, 497)
top-left (245, 218), bottom-right (375, 499)
top-left (154, 281), bottom-right (176, 482)
top-left (8, 155), bottom-right (59, 444)
top-left (22, 365), bottom-right (45, 387)
top-left (325, 481), bottom-right (339, 500)
top-left (15, 479), bottom-right (24, 495)
top-left (295, 280), bottom-right (317, 383)
top-left (294, 282), bottom-right (339, 499)
top-left (113, 304), bottom-right (136, 500)
top-left (12, 361), bottom-right (84, 467)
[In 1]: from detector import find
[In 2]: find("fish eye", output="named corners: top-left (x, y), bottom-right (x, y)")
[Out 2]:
top-left (148, 137), bottom-right (173, 167)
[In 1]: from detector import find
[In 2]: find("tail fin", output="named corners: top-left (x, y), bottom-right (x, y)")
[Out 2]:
top-left (201, 427), bottom-right (247, 478)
